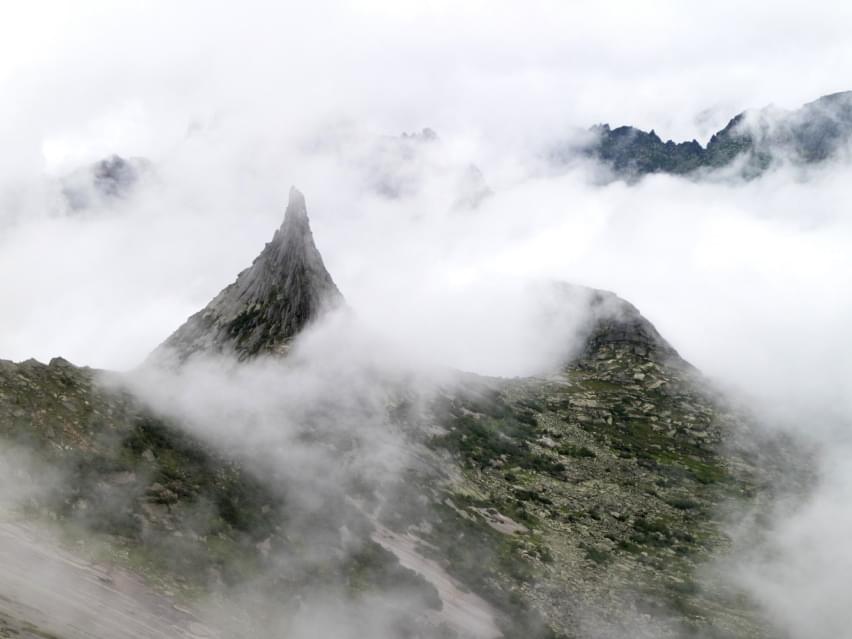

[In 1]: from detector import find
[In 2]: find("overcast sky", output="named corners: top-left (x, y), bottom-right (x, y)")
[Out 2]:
top-left (3, 0), bottom-right (852, 169)
top-left (0, 0), bottom-right (849, 389)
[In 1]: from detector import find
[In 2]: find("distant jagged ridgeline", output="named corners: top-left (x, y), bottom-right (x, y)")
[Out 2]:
top-left (553, 90), bottom-right (852, 179)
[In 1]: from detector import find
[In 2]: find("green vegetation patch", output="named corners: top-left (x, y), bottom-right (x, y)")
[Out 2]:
top-left (431, 414), bottom-right (565, 476)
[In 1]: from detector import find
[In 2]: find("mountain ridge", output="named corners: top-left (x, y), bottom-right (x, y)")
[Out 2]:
top-left (556, 90), bottom-right (852, 179)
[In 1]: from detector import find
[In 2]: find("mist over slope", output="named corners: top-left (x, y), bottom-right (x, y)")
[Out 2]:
top-left (0, 188), bottom-right (821, 638)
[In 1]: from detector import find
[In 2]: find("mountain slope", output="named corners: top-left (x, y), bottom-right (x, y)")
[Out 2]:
top-left (0, 355), bottom-right (445, 638)
top-left (416, 321), bottom-right (769, 637)
top-left (0, 192), bottom-right (798, 638)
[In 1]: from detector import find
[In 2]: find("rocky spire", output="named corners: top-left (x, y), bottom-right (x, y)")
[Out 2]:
top-left (579, 288), bottom-right (682, 365)
top-left (151, 187), bottom-right (343, 364)
top-left (545, 282), bottom-right (687, 380)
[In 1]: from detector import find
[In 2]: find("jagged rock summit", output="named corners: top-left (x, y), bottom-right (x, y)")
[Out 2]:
top-left (151, 186), bottom-right (675, 374)
top-left (151, 187), bottom-right (342, 363)
top-left (580, 287), bottom-right (682, 366)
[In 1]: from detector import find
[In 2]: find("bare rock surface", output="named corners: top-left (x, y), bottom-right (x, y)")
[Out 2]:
top-left (151, 187), bottom-right (342, 363)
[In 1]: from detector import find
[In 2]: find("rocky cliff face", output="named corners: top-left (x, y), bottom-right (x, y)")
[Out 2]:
top-left (556, 90), bottom-right (852, 179)
top-left (151, 188), bottom-right (343, 364)
top-left (0, 190), bottom-right (796, 639)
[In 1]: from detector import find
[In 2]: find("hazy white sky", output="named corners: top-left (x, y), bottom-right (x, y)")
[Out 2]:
top-left (3, 0), bottom-right (852, 174)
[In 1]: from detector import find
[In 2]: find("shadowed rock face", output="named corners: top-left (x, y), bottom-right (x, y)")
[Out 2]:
top-left (556, 90), bottom-right (852, 180)
top-left (151, 187), bottom-right (343, 363)
top-left (535, 282), bottom-right (684, 374)
top-left (581, 288), bottom-right (681, 366)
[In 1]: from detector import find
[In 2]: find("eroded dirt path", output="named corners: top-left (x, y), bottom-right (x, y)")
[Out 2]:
top-left (371, 524), bottom-right (502, 639)
top-left (0, 520), bottom-right (217, 639)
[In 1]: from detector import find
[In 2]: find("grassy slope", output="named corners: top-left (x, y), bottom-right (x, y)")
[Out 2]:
top-left (413, 342), bottom-right (778, 638)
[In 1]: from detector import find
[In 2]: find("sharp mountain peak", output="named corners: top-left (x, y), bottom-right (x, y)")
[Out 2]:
top-left (150, 187), bottom-right (342, 364)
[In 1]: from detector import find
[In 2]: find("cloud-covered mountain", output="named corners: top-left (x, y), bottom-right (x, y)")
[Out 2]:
top-left (554, 90), bottom-right (852, 180)
top-left (61, 154), bottom-right (152, 211)
top-left (0, 189), bottom-right (799, 638)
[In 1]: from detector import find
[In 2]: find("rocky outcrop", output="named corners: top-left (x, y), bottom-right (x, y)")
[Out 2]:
top-left (454, 164), bottom-right (493, 210)
top-left (401, 127), bottom-right (439, 142)
top-left (579, 288), bottom-right (683, 367)
top-left (150, 187), bottom-right (343, 364)
top-left (580, 125), bottom-right (706, 177)
top-left (62, 154), bottom-right (151, 211)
